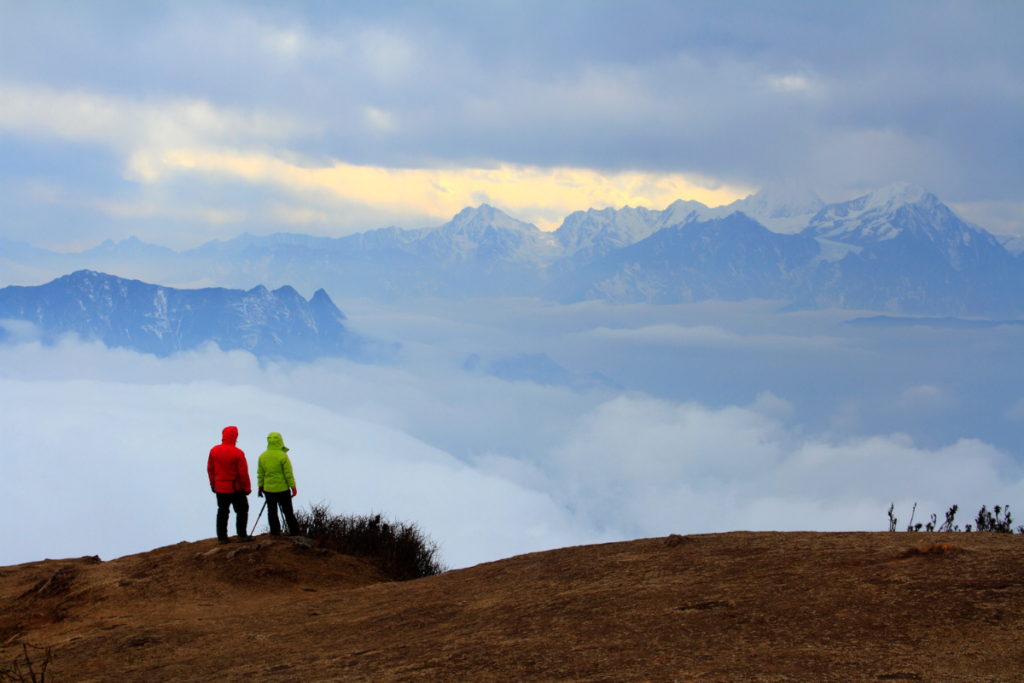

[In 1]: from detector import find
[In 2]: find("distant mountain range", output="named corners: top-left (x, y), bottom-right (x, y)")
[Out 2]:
top-left (0, 271), bottom-right (374, 361)
top-left (2, 183), bottom-right (1022, 317)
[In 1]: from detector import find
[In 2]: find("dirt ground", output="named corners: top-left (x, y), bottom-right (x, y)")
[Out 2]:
top-left (1, 531), bottom-right (1022, 682)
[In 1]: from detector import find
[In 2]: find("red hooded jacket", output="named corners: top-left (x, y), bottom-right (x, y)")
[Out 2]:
top-left (207, 426), bottom-right (251, 494)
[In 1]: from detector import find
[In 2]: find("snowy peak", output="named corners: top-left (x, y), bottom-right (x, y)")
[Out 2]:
top-left (861, 182), bottom-right (929, 210)
top-left (806, 183), bottom-right (948, 244)
top-left (997, 234), bottom-right (1024, 258)
top-left (418, 204), bottom-right (561, 265)
top-left (730, 186), bottom-right (825, 220)
top-left (658, 199), bottom-right (714, 228)
top-left (548, 211), bottom-right (822, 305)
top-left (704, 187), bottom-right (825, 234)
top-left (441, 204), bottom-right (540, 236)
top-left (800, 183), bottom-right (1024, 274)
top-left (548, 190), bottom-right (823, 271)
top-left (554, 205), bottom-right (668, 252)
top-left (551, 200), bottom-right (712, 271)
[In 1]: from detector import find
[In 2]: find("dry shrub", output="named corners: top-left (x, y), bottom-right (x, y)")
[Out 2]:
top-left (292, 502), bottom-right (447, 581)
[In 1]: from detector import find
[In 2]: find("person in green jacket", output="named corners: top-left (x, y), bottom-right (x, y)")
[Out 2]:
top-left (257, 432), bottom-right (300, 536)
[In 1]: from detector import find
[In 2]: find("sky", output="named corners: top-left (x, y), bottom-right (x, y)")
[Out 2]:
top-left (2, 1), bottom-right (1024, 251)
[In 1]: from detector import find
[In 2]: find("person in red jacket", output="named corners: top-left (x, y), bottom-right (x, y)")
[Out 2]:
top-left (207, 426), bottom-right (253, 543)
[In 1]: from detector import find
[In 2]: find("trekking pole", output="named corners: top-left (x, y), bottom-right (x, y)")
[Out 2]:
top-left (250, 501), bottom-right (267, 537)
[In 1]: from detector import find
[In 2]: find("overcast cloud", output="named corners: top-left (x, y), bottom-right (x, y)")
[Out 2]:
top-left (2, 1), bottom-right (1023, 249)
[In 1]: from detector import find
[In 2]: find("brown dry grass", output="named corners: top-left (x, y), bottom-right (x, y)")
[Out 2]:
top-left (2, 531), bottom-right (1022, 682)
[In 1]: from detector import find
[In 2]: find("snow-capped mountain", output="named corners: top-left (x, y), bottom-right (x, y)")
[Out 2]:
top-left (788, 184), bottom-right (1024, 315)
top-left (0, 270), bottom-right (364, 360)
top-left (413, 204), bottom-right (562, 266)
top-left (544, 183), bottom-right (1024, 315)
top-left (550, 201), bottom-right (707, 274)
top-left (192, 205), bottom-right (561, 297)
top-left (711, 186), bottom-right (826, 234)
top-left (548, 213), bottom-right (821, 304)
top-left (996, 234), bottom-right (1024, 258)
top-left (2, 187), bottom-right (1021, 316)
top-left (808, 184), bottom-right (950, 244)
top-left (548, 188), bottom-right (824, 274)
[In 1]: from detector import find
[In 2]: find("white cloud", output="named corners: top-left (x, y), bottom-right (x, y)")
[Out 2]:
top-left (544, 394), bottom-right (1022, 537)
top-left (749, 390), bottom-right (795, 419)
top-left (2, 336), bottom-right (1020, 569)
top-left (0, 375), bottom-right (591, 568)
top-left (767, 74), bottom-right (814, 93)
top-left (4, 0), bottom-right (1024, 238)
top-left (0, 82), bottom-right (753, 239)
top-left (0, 83), bottom-right (304, 156)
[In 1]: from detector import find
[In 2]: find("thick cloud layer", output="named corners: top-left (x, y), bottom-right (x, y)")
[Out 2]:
top-left (2, 1), bottom-right (1022, 249)
top-left (0, 376), bottom-right (590, 567)
top-left (3, 301), bottom-right (1022, 567)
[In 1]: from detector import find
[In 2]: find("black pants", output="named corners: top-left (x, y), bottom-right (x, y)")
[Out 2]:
top-left (216, 491), bottom-right (249, 540)
top-left (265, 490), bottom-right (299, 536)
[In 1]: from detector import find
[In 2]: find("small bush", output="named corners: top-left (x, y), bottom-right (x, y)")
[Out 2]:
top-left (975, 505), bottom-right (1015, 533)
top-left (291, 502), bottom-right (448, 581)
top-left (887, 502), bottom-right (1023, 534)
top-left (938, 504), bottom-right (960, 532)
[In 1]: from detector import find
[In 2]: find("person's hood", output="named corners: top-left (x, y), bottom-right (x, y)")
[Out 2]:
top-left (222, 426), bottom-right (238, 445)
top-left (266, 432), bottom-right (289, 452)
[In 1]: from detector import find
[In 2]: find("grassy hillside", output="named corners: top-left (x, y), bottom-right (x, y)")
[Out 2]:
top-left (2, 532), bottom-right (1022, 682)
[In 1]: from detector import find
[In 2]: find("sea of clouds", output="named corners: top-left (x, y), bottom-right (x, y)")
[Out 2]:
top-left (2, 299), bottom-right (1022, 568)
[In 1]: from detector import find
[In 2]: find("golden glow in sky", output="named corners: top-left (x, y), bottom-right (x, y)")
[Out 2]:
top-left (1, 84), bottom-right (756, 235)
top-left (131, 148), bottom-right (753, 230)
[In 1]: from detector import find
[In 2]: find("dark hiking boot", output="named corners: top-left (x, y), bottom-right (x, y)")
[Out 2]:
top-left (237, 535), bottom-right (254, 543)
top-left (218, 538), bottom-right (230, 544)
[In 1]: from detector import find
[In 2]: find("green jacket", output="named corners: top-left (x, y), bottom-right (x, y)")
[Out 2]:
top-left (257, 432), bottom-right (296, 493)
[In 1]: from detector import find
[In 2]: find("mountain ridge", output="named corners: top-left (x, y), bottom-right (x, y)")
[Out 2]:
top-left (0, 270), bottom-right (373, 360)
top-left (548, 213), bottom-right (821, 304)
top-left (3, 186), bottom-right (1021, 316)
